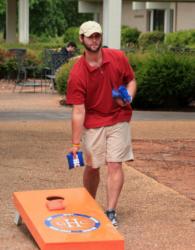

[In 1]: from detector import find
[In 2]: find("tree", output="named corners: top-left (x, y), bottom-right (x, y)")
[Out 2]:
top-left (0, 0), bottom-right (92, 38)
top-left (60, 1), bottom-right (92, 28)
top-left (0, 0), bottom-right (6, 34)
top-left (29, 0), bottom-right (66, 36)
top-left (29, 0), bottom-right (92, 37)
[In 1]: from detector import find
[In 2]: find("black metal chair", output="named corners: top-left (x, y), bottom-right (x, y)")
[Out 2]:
top-left (40, 49), bottom-right (54, 92)
top-left (45, 52), bottom-right (68, 93)
top-left (9, 48), bottom-right (27, 84)
top-left (9, 48), bottom-right (41, 92)
top-left (41, 49), bottom-right (53, 79)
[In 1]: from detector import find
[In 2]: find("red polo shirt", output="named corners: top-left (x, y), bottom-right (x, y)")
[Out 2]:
top-left (66, 48), bottom-right (135, 129)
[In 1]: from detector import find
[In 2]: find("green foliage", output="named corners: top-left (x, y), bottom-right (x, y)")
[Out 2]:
top-left (29, 0), bottom-right (67, 37)
top-left (4, 57), bottom-right (17, 78)
top-left (0, 0), bottom-right (5, 16)
top-left (0, 36), bottom-right (65, 59)
top-left (121, 26), bottom-right (141, 47)
top-left (0, 47), bottom-right (42, 79)
top-left (56, 50), bottom-right (195, 108)
top-left (0, 0), bottom-right (92, 37)
top-left (138, 31), bottom-right (165, 49)
top-left (59, 1), bottom-right (92, 28)
top-left (127, 51), bottom-right (149, 72)
top-left (165, 29), bottom-right (195, 48)
top-left (0, 0), bottom-right (5, 33)
top-left (63, 27), bottom-right (80, 44)
top-left (0, 49), bottom-right (17, 78)
top-left (29, 0), bottom-right (92, 37)
top-left (129, 52), bottom-right (195, 108)
top-left (56, 59), bottom-right (78, 95)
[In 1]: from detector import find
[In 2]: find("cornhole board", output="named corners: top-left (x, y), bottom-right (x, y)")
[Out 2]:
top-left (13, 187), bottom-right (124, 250)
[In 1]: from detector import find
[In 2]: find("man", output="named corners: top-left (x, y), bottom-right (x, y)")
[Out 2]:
top-left (60, 41), bottom-right (77, 60)
top-left (66, 21), bottom-right (137, 227)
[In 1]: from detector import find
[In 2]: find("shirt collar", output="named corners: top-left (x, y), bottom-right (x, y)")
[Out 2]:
top-left (81, 48), bottom-right (110, 72)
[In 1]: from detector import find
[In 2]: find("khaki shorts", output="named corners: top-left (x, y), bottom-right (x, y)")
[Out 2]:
top-left (82, 122), bottom-right (134, 168)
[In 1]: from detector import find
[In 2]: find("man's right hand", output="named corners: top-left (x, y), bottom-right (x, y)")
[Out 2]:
top-left (115, 98), bottom-right (128, 107)
top-left (69, 144), bottom-right (80, 157)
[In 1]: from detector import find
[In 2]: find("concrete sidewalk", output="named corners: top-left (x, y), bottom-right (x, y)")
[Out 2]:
top-left (0, 92), bottom-right (195, 121)
top-left (0, 91), bottom-right (195, 250)
top-left (121, 165), bottom-right (195, 250)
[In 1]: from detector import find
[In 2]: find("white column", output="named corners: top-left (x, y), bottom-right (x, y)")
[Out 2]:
top-left (19, 0), bottom-right (29, 44)
top-left (150, 10), bottom-right (154, 32)
top-left (103, 0), bottom-right (122, 49)
top-left (164, 9), bottom-right (171, 33)
top-left (6, 0), bottom-right (17, 43)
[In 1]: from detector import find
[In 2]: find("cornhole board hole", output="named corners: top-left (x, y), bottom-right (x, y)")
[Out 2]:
top-left (13, 187), bottom-right (124, 250)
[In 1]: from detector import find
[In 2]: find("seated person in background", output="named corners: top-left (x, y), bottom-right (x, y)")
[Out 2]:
top-left (60, 41), bottom-right (77, 60)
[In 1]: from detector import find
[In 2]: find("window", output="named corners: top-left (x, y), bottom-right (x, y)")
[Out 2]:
top-left (148, 9), bottom-right (174, 33)
top-left (153, 10), bottom-right (164, 31)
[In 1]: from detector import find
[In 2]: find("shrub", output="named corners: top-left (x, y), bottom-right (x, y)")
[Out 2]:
top-left (0, 61), bottom-right (6, 78)
top-left (56, 58), bottom-right (78, 95)
top-left (0, 49), bottom-right (17, 78)
top-left (121, 26), bottom-right (141, 47)
top-left (63, 27), bottom-right (79, 45)
top-left (138, 31), bottom-right (165, 49)
top-left (127, 51), bottom-right (149, 72)
top-left (0, 48), bottom-right (43, 79)
top-left (25, 50), bottom-right (41, 65)
top-left (0, 37), bottom-right (65, 57)
top-left (24, 50), bottom-right (43, 77)
top-left (4, 57), bottom-right (17, 79)
top-left (165, 29), bottom-right (195, 48)
top-left (129, 52), bottom-right (195, 109)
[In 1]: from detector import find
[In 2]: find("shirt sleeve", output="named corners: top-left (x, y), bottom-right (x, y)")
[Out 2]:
top-left (66, 72), bottom-right (86, 105)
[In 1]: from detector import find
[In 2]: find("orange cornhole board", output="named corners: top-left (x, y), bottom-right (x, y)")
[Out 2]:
top-left (13, 187), bottom-right (124, 250)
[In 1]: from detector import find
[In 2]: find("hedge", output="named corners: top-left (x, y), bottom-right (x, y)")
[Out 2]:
top-left (165, 29), bottom-right (195, 48)
top-left (138, 31), bottom-right (165, 50)
top-left (121, 26), bottom-right (141, 47)
top-left (55, 51), bottom-right (195, 109)
top-left (56, 58), bottom-right (78, 95)
top-left (63, 27), bottom-right (80, 45)
top-left (129, 52), bottom-right (195, 108)
top-left (0, 49), bottom-right (17, 78)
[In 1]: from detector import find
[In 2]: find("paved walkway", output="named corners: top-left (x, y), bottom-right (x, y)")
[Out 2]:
top-left (0, 92), bottom-right (195, 121)
top-left (1, 109), bottom-right (195, 121)
top-left (0, 91), bottom-right (195, 250)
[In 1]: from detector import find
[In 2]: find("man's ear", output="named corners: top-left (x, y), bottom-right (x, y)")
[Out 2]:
top-left (79, 35), bottom-right (84, 44)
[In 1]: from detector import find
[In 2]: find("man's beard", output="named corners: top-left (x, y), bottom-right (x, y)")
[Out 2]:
top-left (83, 41), bottom-right (102, 53)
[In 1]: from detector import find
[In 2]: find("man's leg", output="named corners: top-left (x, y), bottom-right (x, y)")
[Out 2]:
top-left (83, 165), bottom-right (100, 198)
top-left (106, 122), bottom-right (131, 211)
top-left (106, 162), bottom-right (124, 210)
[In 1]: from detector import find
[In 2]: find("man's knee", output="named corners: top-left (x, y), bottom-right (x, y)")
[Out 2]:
top-left (85, 165), bottom-right (100, 175)
top-left (107, 162), bottom-right (122, 171)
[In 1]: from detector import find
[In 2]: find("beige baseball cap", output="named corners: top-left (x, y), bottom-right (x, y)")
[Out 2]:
top-left (79, 21), bottom-right (102, 37)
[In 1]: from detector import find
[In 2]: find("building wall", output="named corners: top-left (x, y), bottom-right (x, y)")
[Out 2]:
top-left (176, 3), bottom-right (195, 31)
top-left (122, 1), bottom-right (147, 32)
top-left (84, 1), bottom-right (195, 35)
top-left (121, 1), bottom-right (195, 33)
top-left (95, 1), bottom-right (148, 33)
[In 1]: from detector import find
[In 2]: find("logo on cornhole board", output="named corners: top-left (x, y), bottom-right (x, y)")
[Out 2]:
top-left (45, 213), bottom-right (101, 233)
